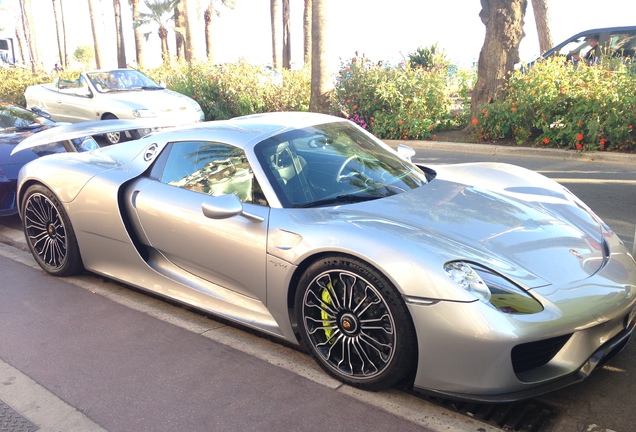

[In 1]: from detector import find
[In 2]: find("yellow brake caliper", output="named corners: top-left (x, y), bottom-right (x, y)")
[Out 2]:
top-left (321, 282), bottom-right (334, 342)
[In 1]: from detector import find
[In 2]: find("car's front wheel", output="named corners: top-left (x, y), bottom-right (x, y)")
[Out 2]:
top-left (21, 184), bottom-right (83, 276)
top-left (295, 255), bottom-right (417, 390)
top-left (103, 114), bottom-right (126, 144)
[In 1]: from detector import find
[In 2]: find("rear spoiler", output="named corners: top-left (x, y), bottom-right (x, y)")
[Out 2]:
top-left (10, 118), bottom-right (180, 155)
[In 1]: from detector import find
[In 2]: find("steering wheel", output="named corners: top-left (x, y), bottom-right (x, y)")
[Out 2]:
top-left (335, 155), bottom-right (366, 182)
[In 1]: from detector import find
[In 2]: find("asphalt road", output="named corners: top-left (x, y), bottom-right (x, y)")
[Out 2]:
top-left (1, 142), bottom-right (635, 432)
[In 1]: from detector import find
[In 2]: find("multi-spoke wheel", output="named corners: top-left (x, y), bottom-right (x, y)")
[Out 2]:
top-left (21, 184), bottom-right (83, 276)
top-left (295, 256), bottom-right (416, 390)
top-left (103, 114), bottom-right (127, 145)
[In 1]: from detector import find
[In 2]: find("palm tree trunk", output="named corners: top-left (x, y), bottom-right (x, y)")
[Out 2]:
top-left (282, 0), bottom-right (291, 69)
top-left (131, 0), bottom-right (145, 68)
top-left (531, 0), bottom-right (552, 54)
top-left (52, 0), bottom-right (66, 68)
top-left (303, 0), bottom-right (311, 70)
top-left (87, 0), bottom-right (106, 69)
top-left (270, 0), bottom-right (281, 71)
top-left (204, 5), bottom-right (213, 61)
top-left (309, 0), bottom-right (333, 113)
top-left (114, 0), bottom-right (127, 68)
top-left (19, 0), bottom-right (39, 73)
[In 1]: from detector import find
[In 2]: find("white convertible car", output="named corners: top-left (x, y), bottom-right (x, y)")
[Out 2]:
top-left (24, 69), bottom-right (204, 144)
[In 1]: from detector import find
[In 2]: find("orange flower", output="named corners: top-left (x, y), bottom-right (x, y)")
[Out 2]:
top-left (576, 143), bottom-right (583, 150)
top-left (398, 120), bottom-right (404, 125)
top-left (353, 104), bottom-right (358, 110)
top-left (630, 125), bottom-right (634, 130)
top-left (429, 125), bottom-right (434, 131)
top-left (576, 133), bottom-right (584, 141)
top-left (472, 118), bottom-right (478, 126)
top-left (511, 107), bottom-right (517, 112)
top-left (542, 138), bottom-right (550, 145)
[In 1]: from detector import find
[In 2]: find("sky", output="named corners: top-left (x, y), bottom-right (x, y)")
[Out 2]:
top-left (1, 0), bottom-right (636, 70)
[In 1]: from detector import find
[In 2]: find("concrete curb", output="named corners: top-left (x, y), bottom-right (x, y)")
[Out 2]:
top-left (385, 139), bottom-right (636, 165)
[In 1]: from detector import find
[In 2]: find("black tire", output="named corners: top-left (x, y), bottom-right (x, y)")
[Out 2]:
top-left (102, 114), bottom-right (126, 144)
top-left (21, 184), bottom-right (84, 276)
top-left (295, 255), bottom-right (417, 390)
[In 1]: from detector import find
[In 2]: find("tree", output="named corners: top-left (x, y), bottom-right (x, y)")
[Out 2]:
top-left (470, 0), bottom-right (527, 124)
top-left (134, 0), bottom-right (179, 65)
top-left (282, 0), bottom-right (291, 69)
top-left (114, 0), bottom-right (127, 67)
top-left (18, 0), bottom-right (39, 72)
top-left (303, 0), bottom-right (311, 69)
top-left (52, 0), bottom-right (68, 68)
top-left (87, 0), bottom-right (107, 69)
top-left (309, 0), bottom-right (333, 113)
top-left (202, 0), bottom-right (235, 62)
top-left (270, 0), bottom-right (281, 71)
top-left (130, 0), bottom-right (146, 69)
top-left (531, 0), bottom-right (552, 54)
top-left (174, 1), bottom-right (185, 60)
top-left (182, 0), bottom-right (205, 62)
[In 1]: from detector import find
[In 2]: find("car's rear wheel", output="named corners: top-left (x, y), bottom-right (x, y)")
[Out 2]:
top-left (295, 255), bottom-right (417, 390)
top-left (21, 184), bottom-right (83, 276)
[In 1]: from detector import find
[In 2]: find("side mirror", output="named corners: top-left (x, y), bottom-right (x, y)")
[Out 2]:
top-left (397, 144), bottom-right (416, 163)
top-left (201, 194), bottom-right (264, 223)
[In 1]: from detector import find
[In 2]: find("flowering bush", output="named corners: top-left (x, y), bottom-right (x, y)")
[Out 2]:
top-left (332, 53), bottom-right (471, 140)
top-left (145, 61), bottom-right (310, 120)
top-left (474, 56), bottom-right (636, 152)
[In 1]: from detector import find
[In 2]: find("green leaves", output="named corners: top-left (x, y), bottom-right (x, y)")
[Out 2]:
top-left (476, 57), bottom-right (636, 152)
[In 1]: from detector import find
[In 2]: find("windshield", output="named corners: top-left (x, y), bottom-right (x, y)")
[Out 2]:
top-left (87, 70), bottom-right (162, 93)
top-left (0, 103), bottom-right (54, 130)
top-left (255, 121), bottom-right (428, 208)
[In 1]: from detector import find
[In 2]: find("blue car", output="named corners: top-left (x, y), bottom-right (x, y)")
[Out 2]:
top-left (0, 100), bottom-right (98, 216)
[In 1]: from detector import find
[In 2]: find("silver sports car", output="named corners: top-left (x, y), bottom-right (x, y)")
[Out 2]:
top-left (12, 112), bottom-right (636, 402)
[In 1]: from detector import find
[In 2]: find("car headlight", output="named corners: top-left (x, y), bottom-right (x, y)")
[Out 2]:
top-left (444, 261), bottom-right (544, 314)
top-left (132, 109), bottom-right (157, 118)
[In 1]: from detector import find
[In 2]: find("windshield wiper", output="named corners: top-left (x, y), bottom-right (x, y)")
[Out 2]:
top-left (295, 194), bottom-right (379, 208)
top-left (141, 86), bottom-right (163, 90)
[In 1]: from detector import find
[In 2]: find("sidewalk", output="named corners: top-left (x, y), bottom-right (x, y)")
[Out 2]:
top-left (0, 241), bottom-right (494, 432)
top-left (385, 139), bottom-right (636, 165)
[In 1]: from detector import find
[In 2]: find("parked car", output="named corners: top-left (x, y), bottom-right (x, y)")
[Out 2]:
top-left (24, 68), bottom-right (204, 144)
top-left (0, 100), bottom-right (98, 217)
top-left (12, 112), bottom-right (636, 402)
top-left (524, 26), bottom-right (636, 68)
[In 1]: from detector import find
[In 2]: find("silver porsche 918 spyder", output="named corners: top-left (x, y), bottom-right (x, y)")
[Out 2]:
top-left (12, 112), bottom-right (636, 402)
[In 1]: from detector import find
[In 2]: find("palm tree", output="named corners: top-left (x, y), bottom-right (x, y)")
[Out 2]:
top-left (303, 0), bottom-right (311, 69)
top-left (174, 1), bottom-right (185, 60)
top-left (134, 0), bottom-right (179, 65)
top-left (309, 0), bottom-right (332, 113)
top-left (18, 0), bottom-right (39, 72)
top-left (87, 0), bottom-right (107, 69)
top-left (51, 0), bottom-right (68, 68)
top-left (270, 0), bottom-right (281, 71)
top-left (202, 0), bottom-right (235, 62)
top-left (114, 0), bottom-right (127, 67)
top-left (181, 0), bottom-right (205, 62)
top-left (130, 0), bottom-right (146, 68)
top-left (282, 0), bottom-right (290, 69)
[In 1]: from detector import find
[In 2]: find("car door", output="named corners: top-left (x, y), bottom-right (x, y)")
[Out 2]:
top-left (55, 75), bottom-right (97, 123)
top-left (128, 140), bottom-right (270, 302)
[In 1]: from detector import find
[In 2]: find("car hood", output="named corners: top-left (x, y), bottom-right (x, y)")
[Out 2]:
top-left (100, 89), bottom-right (199, 111)
top-left (347, 163), bottom-right (606, 287)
